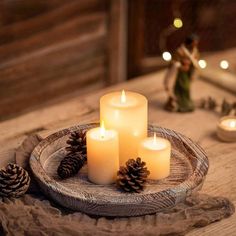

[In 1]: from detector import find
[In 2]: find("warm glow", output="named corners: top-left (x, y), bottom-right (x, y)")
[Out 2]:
top-left (221, 118), bottom-right (236, 130)
top-left (100, 120), bottom-right (105, 139)
top-left (121, 90), bottom-right (126, 103)
top-left (153, 132), bottom-right (157, 145)
top-left (173, 18), bottom-right (183, 28)
top-left (162, 51), bottom-right (172, 61)
top-left (220, 60), bottom-right (229, 70)
top-left (229, 121), bottom-right (236, 128)
top-left (198, 59), bottom-right (207, 69)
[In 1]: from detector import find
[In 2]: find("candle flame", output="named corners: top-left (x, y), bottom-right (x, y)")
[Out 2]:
top-left (121, 90), bottom-right (126, 103)
top-left (229, 121), bottom-right (236, 128)
top-left (100, 120), bottom-right (105, 139)
top-left (153, 132), bottom-right (157, 145)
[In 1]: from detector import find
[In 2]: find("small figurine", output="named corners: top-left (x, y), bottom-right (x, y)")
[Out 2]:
top-left (164, 34), bottom-right (200, 112)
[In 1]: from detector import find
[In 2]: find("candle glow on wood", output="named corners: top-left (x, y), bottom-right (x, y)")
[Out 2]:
top-left (138, 134), bottom-right (171, 180)
top-left (87, 122), bottom-right (119, 184)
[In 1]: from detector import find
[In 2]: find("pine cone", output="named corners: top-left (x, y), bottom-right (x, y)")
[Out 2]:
top-left (66, 130), bottom-right (87, 157)
top-left (117, 157), bottom-right (150, 193)
top-left (198, 98), bottom-right (207, 109)
top-left (57, 153), bottom-right (85, 179)
top-left (0, 163), bottom-right (30, 198)
top-left (221, 99), bottom-right (232, 116)
top-left (207, 97), bottom-right (217, 110)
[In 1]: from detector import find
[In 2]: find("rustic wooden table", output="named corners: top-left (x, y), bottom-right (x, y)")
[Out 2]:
top-left (0, 70), bottom-right (235, 235)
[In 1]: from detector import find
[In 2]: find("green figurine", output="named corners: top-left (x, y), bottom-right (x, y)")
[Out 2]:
top-left (164, 34), bottom-right (200, 112)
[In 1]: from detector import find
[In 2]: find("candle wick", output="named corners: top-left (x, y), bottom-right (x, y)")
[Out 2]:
top-left (121, 90), bottom-right (126, 103)
top-left (153, 132), bottom-right (157, 145)
top-left (100, 120), bottom-right (106, 139)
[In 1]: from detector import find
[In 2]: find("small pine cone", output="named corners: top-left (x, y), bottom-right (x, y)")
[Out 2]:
top-left (198, 98), bottom-right (207, 109)
top-left (117, 157), bottom-right (150, 193)
top-left (232, 102), bottom-right (236, 109)
top-left (66, 130), bottom-right (87, 157)
top-left (0, 163), bottom-right (30, 198)
top-left (207, 97), bottom-right (217, 110)
top-left (221, 99), bottom-right (232, 116)
top-left (57, 153), bottom-right (85, 179)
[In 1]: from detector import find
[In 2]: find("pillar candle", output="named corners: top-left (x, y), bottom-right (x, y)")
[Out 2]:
top-left (100, 90), bottom-right (148, 166)
top-left (138, 133), bottom-right (171, 180)
top-left (87, 122), bottom-right (119, 184)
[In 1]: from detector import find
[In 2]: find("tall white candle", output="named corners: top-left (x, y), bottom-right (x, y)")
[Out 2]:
top-left (138, 133), bottom-right (171, 180)
top-left (87, 121), bottom-right (119, 184)
top-left (100, 90), bottom-right (148, 166)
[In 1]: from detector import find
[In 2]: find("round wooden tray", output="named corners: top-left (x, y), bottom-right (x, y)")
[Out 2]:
top-left (30, 123), bottom-right (209, 217)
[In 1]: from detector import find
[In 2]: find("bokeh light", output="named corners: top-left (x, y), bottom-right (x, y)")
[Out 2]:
top-left (198, 59), bottom-right (207, 69)
top-left (220, 60), bottom-right (229, 70)
top-left (162, 51), bottom-right (172, 61)
top-left (173, 18), bottom-right (183, 28)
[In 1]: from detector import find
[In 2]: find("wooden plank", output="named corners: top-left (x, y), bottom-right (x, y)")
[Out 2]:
top-left (0, 0), bottom-right (112, 120)
top-left (0, 12), bottom-right (107, 63)
top-left (0, 22), bottom-right (107, 119)
top-left (107, 0), bottom-right (127, 84)
top-left (0, 0), bottom-right (108, 49)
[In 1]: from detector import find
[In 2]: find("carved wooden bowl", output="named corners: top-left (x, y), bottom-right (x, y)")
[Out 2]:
top-left (30, 123), bottom-right (209, 217)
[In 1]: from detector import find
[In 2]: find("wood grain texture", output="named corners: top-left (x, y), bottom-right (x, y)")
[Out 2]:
top-left (0, 0), bottom-right (109, 120)
top-left (107, 0), bottom-right (127, 84)
top-left (29, 123), bottom-right (208, 217)
top-left (0, 70), bottom-right (235, 233)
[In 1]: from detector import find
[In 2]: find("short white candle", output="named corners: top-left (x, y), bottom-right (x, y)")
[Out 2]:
top-left (221, 119), bottom-right (236, 130)
top-left (217, 116), bottom-right (236, 142)
top-left (100, 90), bottom-right (148, 166)
top-left (87, 121), bottom-right (119, 184)
top-left (138, 133), bottom-right (171, 180)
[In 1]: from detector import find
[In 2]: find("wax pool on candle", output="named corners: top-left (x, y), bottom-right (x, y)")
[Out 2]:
top-left (87, 122), bottom-right (119, 184)
top-left (138, 133), bottom-right (171, 180)
top-left (100, 90), bottom-right (148, 166)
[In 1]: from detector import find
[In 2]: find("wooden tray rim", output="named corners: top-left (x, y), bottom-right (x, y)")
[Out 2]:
top-left (30, 123), bottom-right (209, 214)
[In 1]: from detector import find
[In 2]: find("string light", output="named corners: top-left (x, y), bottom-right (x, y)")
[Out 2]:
top-left (220, 60), bottom-right (229, 70)
top-left (198, 59), bottom-right (207, 69)
top-left (157, 2), bottom-right (230, 72)
top-left (162, 51), bottom-right (172, 61)
top-left (173, 18), bottom-right (183, 28)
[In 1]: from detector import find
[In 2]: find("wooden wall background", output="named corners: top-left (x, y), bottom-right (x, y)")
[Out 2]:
top-left (2, 0), bottom-right (235, 120)
top-left (0, 0), bottom-right (127, 121)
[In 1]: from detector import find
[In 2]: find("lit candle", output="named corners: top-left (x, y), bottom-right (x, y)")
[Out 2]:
top-left (217, 116), bottom-right (236, 142)
top-left (138, 133), bottom-right (171, 180)
top-left (86, 121), bottom-right (119, 184)
top-left (100, 90), bottom-right (148, 166)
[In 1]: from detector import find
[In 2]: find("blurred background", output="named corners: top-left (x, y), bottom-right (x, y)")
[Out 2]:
top-left (0, 0), bottom-right (236, 121)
